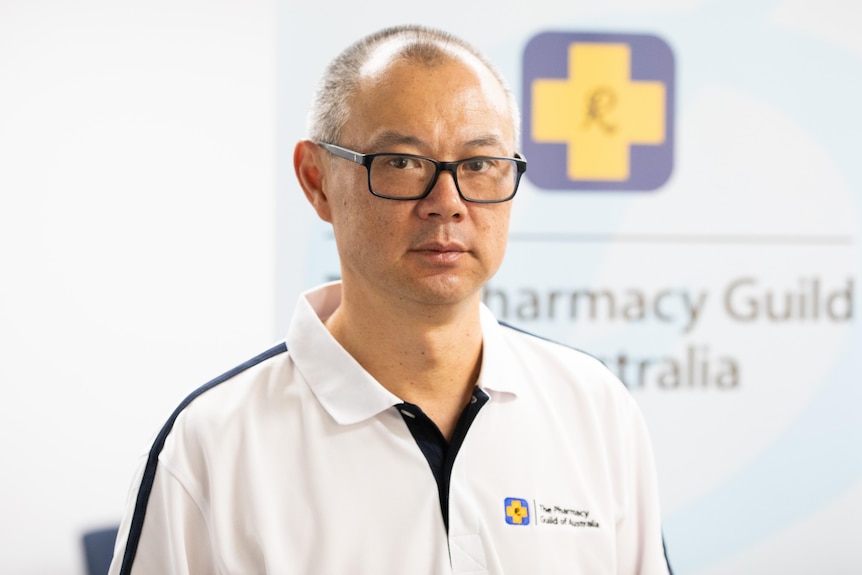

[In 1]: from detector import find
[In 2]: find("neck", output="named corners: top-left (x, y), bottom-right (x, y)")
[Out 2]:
top-left (325, 283), bottom-right (484, 439)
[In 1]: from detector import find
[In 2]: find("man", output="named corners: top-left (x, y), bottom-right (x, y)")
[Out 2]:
top-left (109, 25), bottom-right (672, 574)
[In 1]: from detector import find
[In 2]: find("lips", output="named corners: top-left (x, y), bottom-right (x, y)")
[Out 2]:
top-left (413, 241), bottom-right (467, 253)
top-left (411, 240), bottom-right (469, 264)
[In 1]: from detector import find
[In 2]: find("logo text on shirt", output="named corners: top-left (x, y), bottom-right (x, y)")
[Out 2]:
top-left (535, 502), bottom-right (600, 528)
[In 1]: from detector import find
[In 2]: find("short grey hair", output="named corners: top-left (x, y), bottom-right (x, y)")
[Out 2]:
top-left (306, 25), bottom-right (521, 147)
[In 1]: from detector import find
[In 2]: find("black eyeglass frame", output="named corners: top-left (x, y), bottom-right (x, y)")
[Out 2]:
top-left (317, 142), bottom-right (527, 204)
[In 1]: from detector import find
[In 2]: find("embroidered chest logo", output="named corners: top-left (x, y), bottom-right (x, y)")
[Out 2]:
top-left (504, 498), bottom-right (531, 525)
top-left (504, 498), bottom-right (600, 529)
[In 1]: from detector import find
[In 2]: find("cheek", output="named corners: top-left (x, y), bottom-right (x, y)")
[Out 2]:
top-left (330, 191), bottom-right (397, 262)
top-left (489, 212), bottom-right (513, 275)
top-left (328, 172), bottom-right (369, 233)
top-left (484, 207), bottom-right (512, 254)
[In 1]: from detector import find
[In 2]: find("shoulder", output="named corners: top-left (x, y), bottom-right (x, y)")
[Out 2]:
top-left (157, 342), bottom-right (293, 455)
top-left (179, 342), bottom-right (290, 416)
top-left (492, 320), bottom-right (637, 411)
top-left (497, 321), bottom-right (616, 380)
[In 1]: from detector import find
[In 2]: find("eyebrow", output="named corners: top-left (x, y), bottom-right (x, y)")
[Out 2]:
top-left (366, 131), bottom-right (423, 150)
top-left (366, 131), bottom-right (508, 154)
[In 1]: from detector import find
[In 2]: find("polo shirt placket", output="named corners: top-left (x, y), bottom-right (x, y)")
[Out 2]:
top-left (399, 388), bottom-right (490, 572)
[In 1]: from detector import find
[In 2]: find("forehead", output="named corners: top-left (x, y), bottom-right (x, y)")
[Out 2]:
top-left (343, 44), bottom-right (514, 152)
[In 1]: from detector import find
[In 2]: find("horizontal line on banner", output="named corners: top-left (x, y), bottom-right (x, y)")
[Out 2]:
top-left (507, 233), bottom-right (856, 245)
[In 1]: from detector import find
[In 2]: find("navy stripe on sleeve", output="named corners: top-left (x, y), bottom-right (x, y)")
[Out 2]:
top-left (118, 342), bottom-right (288, 575)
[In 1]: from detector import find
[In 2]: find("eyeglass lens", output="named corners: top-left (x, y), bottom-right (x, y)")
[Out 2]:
top-left (369, 155), bottom-right (517, 201)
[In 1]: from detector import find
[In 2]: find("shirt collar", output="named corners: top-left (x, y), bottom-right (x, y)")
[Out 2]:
top-left (476, 302), bottom-right (522, 398)
top-left (287, 283), bottom-right (402, 425)
top-left (287, 282), bottom-right (520, 426)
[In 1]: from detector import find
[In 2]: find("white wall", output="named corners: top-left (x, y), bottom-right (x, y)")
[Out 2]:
top-left (0, 1), bottom-right (276, 572)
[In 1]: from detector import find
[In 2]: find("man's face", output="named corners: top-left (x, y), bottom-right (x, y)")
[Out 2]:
top-left (321, 52), bottom-right (516, 309)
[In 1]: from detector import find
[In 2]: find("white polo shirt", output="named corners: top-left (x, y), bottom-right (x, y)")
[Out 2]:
top-left (110, 283), bottom-right (671, 575)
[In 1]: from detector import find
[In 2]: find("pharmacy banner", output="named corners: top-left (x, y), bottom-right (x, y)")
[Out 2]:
top-left (278, 2), bottom-right (861, 573)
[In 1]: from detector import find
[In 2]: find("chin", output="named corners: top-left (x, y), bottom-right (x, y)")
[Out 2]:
top-left (406, 275), bottom-right (485, 307)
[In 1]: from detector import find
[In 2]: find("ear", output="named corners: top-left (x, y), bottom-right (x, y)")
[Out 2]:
top-left (294, 140), bottom-right (333, 223)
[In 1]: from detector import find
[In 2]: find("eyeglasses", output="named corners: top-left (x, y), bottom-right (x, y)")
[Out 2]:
top-left (317, 142), bottom-right (527, 204)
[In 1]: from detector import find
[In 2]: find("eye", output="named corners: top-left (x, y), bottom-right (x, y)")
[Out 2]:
top-left (463, 158), bottom-right (493, 173)
top-left (385, 155), bottom-right (421, 170)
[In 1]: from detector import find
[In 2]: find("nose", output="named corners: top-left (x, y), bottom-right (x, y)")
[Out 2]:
top-left (418, 168), bottom-right (464, 219)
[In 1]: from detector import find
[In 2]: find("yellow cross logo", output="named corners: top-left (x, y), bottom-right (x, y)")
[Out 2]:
top-left (505, 499), bottom-right (529, 525)
top-left (532, 42), bottom-right (666, 181)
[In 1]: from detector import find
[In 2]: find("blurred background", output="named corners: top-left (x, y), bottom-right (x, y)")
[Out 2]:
top-left (2, 0), bottom-right (861, 573)
top-left (1, 1), bottom-right (275, 572)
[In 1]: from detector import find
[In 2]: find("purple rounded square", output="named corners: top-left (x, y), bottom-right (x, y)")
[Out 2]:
top-left (521, 32), bottom-right (675, 192)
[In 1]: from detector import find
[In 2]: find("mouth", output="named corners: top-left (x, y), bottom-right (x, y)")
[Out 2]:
top-left (414, 240), bottom-right (467, 252)
top-left (411, 241), bottom-right (469, 264)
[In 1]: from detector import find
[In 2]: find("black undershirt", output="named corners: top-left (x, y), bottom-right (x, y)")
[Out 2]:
top-left (397, 387), bottom-right (489, 532)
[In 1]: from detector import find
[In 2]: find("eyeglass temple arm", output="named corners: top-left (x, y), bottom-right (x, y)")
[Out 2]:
top-left (317, 143), bottom-right (366, 165)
